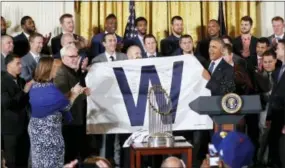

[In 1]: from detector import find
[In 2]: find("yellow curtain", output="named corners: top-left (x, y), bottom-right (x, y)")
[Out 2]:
top-left (76, 1), bottom-right (259, 49)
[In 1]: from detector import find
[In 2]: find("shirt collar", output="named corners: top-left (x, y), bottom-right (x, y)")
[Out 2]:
top-left (275, 34), bottom-right (284, 39)
top-left (30, 51), bottom-right (40, 60)
top-left (210, 57), bottom-right (223, 73)
top-left (2, 52), bottom-right (7, 57)
top-left (147, 52), bottom-right (157, 57)
top-left (105, 51), bottom-right (117, 61)
top-left (257, 55), bottom-right (262, 59)
top-left (23, 32), bottom-right (30, 40)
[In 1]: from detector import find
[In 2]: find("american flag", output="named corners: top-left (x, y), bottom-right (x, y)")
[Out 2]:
top-left (123, 1), bottom-right (137, 40)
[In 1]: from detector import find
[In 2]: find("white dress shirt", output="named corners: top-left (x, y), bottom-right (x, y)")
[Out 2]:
top-left (105, 51), bottom-right (117, 62)
top-left (275, 33), bottom-right (284, 40)
top-left (30, 51), bottom-right (40, 63)
top-left (23, 32), bottom-right (30, 40)
top-left (146, 52), bottom-right (157, 58)
top-left (210, 57), bottom-right (223, 74)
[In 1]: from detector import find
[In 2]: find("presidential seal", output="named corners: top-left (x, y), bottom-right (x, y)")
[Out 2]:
top-left (221, 93), bottom-right (242, 114)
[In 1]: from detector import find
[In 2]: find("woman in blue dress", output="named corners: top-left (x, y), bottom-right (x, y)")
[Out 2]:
top-left (28, 57), bottom-right (85, 168)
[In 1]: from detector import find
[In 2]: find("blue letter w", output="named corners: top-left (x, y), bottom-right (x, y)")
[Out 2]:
top-left (113, 61), bottom-right (183, 126)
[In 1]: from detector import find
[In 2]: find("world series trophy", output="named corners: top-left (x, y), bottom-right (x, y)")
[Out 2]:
top-left (148, 85), bottom-right (174, 147)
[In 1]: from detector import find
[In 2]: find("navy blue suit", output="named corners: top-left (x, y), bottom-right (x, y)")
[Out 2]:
top-left (90, 33), bottom-right (122, 59)
top-left (160, 34), bottom-right (180, 56)
top-left (13, 33), bottom-right (30, 57)
top-left (122, 36), bottom-right (145, 55)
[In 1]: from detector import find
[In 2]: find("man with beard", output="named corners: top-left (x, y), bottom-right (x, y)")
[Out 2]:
top-left (91, 14), bottom-right (123, 59)
top-left (195, 19), bottom-right (221, 61)
top-left (51, 13), bottom-right (87, 55)
top-left (160, 16), bottom-right (183, 56)
top-left (1, 35), bottom-right (14, 71)
top-left (232, 16), bottom-right (258, 59)
top-left (1, 16), bottom-right (7, 36)
top-left (122, 17), bottom-right (147, 55)
top-left (13, 16), bottom-right (51, 57)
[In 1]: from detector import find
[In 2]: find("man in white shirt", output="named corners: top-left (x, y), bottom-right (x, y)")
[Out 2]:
top-left (1, 35), bottom-right (14, 70)
top-left (21, 33), bottom-right (45, 81)
top-left (268, 16), bottom-right (285, 47)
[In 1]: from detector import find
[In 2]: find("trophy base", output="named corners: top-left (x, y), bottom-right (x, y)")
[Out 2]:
top-left (148, 133), bottom-right (174, 147)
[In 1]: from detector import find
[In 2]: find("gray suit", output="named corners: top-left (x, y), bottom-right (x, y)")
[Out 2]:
top-left (1, 54), bottom-right (6, 71)
top-left (91, 52), bottom-right (127, 166)
top-left (20, 52), bottom-right (47, 81)
top-left (91, 52), bottom-right (127, 63)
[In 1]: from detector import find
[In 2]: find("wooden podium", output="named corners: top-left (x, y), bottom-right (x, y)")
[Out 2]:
top-left (189, 94), bottom-right (262, 132)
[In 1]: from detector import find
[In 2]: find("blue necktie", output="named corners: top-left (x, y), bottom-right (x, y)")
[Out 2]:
top-left (277, 65), bottom-right (285, 82)
top-left (208, 62), bottom-right (215, 74)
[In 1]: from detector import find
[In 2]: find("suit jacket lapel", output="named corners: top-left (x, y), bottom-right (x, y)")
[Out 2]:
top-left (211, 59), bottom-right (224, 80)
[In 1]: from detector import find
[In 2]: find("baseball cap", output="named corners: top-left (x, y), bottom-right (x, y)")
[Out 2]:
top-left (211, 131), bottom-right (254, 168)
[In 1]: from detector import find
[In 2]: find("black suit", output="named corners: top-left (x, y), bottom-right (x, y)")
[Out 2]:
top-left (160, 34), bottom-right (180, 56)
top-left (232, 35), bottom-right (258, 58)
top-left (13, 32), bottom-right (50, 57)
top-left (267, 66), bottom-right (285, 167)
top-left (51, 33), bottom-right (79, 55)
top-left (1, 71), bottom-right (30, 168)
top-left (172, 48), bottom-right (209, 69)
top-left (206, 59), bottom-right (235, 95)
top-left (195, 38), bottom-right (212, 61)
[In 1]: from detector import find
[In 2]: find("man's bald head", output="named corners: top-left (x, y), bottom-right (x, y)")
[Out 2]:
top-left (161, 156), bottom-right (184, 168)
top-left (1, 35), bottom-right (14, 55)
top-left (60, 33), bottom-right (75, 47)
top-left (127, 45), bottom-right (142, 60)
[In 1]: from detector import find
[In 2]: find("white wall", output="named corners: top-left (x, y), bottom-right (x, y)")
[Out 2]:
top-left (260, 1), bottom-right (285, 37)
top-left (1, 1), bottom-right (74, 42)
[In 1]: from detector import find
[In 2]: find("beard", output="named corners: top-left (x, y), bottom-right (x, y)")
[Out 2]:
top-left (241, 29), bottom-right (250, 34)
top-left (26, 28), bottom-right (35, 34)
top-left (1, 29), bottom-right (6, 35)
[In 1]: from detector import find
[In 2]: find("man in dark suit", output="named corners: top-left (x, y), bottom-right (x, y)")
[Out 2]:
top-left (54, 44), bottom-right (89, 163)
top-left (172, 34), bottom-right (208, 68)
top-left (221, 35), bottom-right (247, 70)
top-left (254, 51), bottom-right (277, 165)
top-left (1, 54), bottom-right (32, 168)
top-left (122, 17), bottom-right (147, 54)
top-left (196, 19), bottom-right (221, 61)
top-left (223, 43), bottom-right (253, 95)
top-left (20, 33), bottom-right (46, 82)
top-left (91, 14), bottom-right (123, 59)
top-left (160, 16), bottom-right (183, 56)
top-left (268, 16), bottom-right (285, 48)
top-left (1, 35), bottom-right (14, 71)
top-left (206, 38), bottom-right (235, 95)
top-left (143, 34), bottom-right (162, 58)
top-left (267, 39), bottom-right (285, 168)
top-left (51, 13), bottom-right (85, 55)
top-left (232, 16), bottom-right (258, 59)
top-left (13, 16), bottom-right (51, 57)
top-left (1, 16), bottom-right (7, 36)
